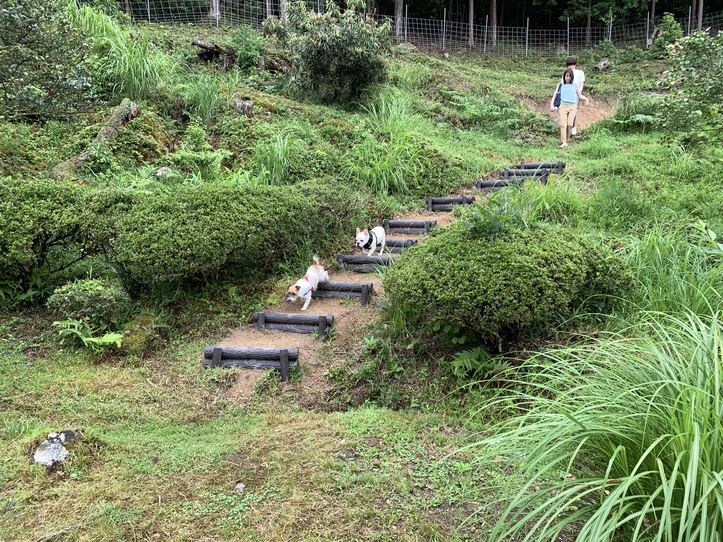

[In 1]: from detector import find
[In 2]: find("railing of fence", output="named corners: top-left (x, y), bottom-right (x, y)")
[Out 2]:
top-left (116, 0), bottom-right (723, 55)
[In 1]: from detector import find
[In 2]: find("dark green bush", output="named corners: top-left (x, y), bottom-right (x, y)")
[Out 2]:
top-left (228, 25), bottom-right (266, 71)
top-left (384, 222), bottom-right (631, 347)
top-left (102, 181), bottom-right (374, 288)
top-left (0, 0), bottom-right (98, 119)
top-left (264, 0), bottom-right (391, 103)
top-left (0, 177), bottom-right (101, 295)
top-left (46, 278), bottom-right (132, 329)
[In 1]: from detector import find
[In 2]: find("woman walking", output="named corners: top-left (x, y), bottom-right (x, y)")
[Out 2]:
top-left (550, 68), bottom-right (589, 147)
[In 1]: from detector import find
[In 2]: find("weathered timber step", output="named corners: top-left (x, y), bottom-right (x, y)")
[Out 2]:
top-left (501, 168), bottom-right (551, 178)
top-left (383, 219), bottom-right (437, 235)
top-left (516, 161), bottom-right (565, 173)
top-left (337, 254), bottom-right (392, 273)
top-left (253, 312), bottom-right (333, 339)
top-left (386, 237), bottom-right (418, 253)
top-left (203, 346), bottom-right (299, 380)
top-left (313, 280), bottom-right (374, 306)
top-left (426, 195), bottom-right (477, 212)
top-left (475, 178), bottom-right (525, 189)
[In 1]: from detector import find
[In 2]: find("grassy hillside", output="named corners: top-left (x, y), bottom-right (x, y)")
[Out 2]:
top-left (3, 13), bottom-right (723, 541)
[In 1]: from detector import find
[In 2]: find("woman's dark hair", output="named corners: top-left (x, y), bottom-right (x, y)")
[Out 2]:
top-left (563, 68), bottom-right (575, 83)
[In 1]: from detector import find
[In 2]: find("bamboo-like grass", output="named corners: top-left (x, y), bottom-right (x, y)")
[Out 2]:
top-left (68, 2), bottom-right (177, 102)
top-left (620, 225), bottom-right (723, 317)
top-left (481, 311), bottom-right (723, 541)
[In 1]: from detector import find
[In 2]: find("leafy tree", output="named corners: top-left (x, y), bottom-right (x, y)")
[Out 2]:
top-left (649, 12), bottom-right (684, 57)
top-left (661, 28), bottom-right (723, 144)
top-left (264, 0), bottom-right (391, 103)
top-left (0, 0), bottom-right (98, 119)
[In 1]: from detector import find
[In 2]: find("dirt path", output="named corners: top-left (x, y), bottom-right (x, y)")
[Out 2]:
top-left (214, 210), bottom-right (456, 405)
top-left (524, 96), bottom-right (617, 131)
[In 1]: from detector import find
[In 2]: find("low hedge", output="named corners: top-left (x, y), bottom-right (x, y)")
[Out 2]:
top-left (384, 222), bottom-right (631, 347)
top-left (1, 176), bottom-right (374, 298)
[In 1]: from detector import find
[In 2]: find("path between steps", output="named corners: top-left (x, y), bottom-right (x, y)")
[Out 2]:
top-left (212, 210), bottom-right (456, 405)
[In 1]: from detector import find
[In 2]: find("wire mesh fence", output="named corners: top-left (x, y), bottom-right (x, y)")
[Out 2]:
top-left (116, 0), bottom-right (723, 55)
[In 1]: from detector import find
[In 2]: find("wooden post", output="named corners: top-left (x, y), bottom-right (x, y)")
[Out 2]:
top-left (280, 349), bottom-right (290, 382)
top-left (361, 284), bottom-right (370, 306)
top-left (212, 347), bottom-right (222, 368)
top-left (318, 316), bottom-right (327, 340)
top-left (257, 312), bottom-right (266, 332)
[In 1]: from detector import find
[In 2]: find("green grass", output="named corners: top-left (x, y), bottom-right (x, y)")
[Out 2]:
top-left (479, 312), bottom-right (723, 542)
top-left (3, 16), bottom-right (723, 542)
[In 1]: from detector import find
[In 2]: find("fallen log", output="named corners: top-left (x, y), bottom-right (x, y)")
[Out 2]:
top-left (192, 39), bottom-right (237, 71)
top-left (50, 99), bottom-right (140, 180)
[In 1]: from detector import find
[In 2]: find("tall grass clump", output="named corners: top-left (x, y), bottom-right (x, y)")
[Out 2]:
top-left (343, 90), bottom-right (424, 195)
top-left (68, 3), bottom-right (177, 101)
top-left (180, 73), bottom-right (221, 126)
top-left (483, 311), bottom-right (723, 542)
top-left (250, 132), bottom-right (295, 185)
top-left (620, 224), bottom-right (723, 316)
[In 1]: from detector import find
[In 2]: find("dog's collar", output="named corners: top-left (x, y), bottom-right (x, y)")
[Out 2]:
top-left (303, 275), bottom-right (315, 292)
top-left (363, 231), bottom-right (377, 249)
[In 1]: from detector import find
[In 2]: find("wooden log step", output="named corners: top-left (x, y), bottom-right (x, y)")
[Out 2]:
top-left (516, 161), bottom-right (565, 173)
top-left (337, 254), bottom-right (392, 265)
top-left (386, 238), bottom-right (418, 253)
top-left (253, 312), bottom-right (333, 339)
top-left (501, 168), bottom-right (551, 178)
top-left (204, 346), bottom-right (299, 360)
top-left (426, 196), bottom-right (476, 212)
top-left (475, 178), bottom-right (524, 189)
top-left (337, 254), bottom-right (391, 273)
top-left (383, 219), bottom-right (436, 234)
top-left (203, 346), bottom-right (299, 379)
top-left (313, 281), bottom-right (373, 305)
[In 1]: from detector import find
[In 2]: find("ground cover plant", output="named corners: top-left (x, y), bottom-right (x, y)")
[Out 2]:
top-left (2, 4), bottom-right (723, 540)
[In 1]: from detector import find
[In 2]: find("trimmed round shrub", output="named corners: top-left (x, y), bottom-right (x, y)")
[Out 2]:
top-left (384, 222), bottom-right (631, 347)
top-left (46, 278), bottom-right (132, 329)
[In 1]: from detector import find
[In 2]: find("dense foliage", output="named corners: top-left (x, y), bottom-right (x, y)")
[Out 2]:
top-left (384, 221), bottom-right (630, 348)
top-left (661, 28), bottom-right (723, 144)
top-left (0, 0), bottom-right (97, 119)
top-left (264, 0), bottom-right (391, 102)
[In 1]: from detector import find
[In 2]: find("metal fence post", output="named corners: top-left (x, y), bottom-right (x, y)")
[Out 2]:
top-left (443, 8), bottom-right (446, 50)
top-left (608, 15), bottom-right (612, 41)
top-left (484, 15), bottom-right (488, 54)
top-left (566, 17), bottom-right (569, 54)
top-left (405, 4), bottom-right (408, 42)
top-left (645, 11), bottom-right (649, 48)
top-left (525, 17), bottom-right (529, 56)
top-left (146, 0), bottom-right (150, 23)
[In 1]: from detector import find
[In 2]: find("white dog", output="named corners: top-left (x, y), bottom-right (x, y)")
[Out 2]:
top-left (287, 257), bottom-right (328, 311)
top-left (355, 226), bottom-right (386, 256)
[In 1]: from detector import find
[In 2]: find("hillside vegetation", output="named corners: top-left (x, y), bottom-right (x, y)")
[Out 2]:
top-left (2, 2), bottom-right (723, 540)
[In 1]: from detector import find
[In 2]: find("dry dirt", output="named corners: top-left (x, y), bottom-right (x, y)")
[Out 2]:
top-left (524, 96), bottom-right (617, 131)
top-left (214, 210), bottom-right (456, 405)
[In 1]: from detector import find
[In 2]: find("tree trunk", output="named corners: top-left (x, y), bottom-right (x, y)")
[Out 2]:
top-left (651, 0), bottom-right (656, 24)
top-left (697, 0), bottom-right (704, 30)
top-left (265, 0), bottom-right (273, 19)
top-left (279, 0), bottom-right (287, 23)
top-left (395, 0), bottom-right (403, 37)
top-left (50, 99), bottom-right (140, 180)
top-left (690, 0), bottom-right (697, 32)
top-left (586, 0), bottom-right (592, 45)
top-left (490, 0), bottom-right (497, 46)
top-left (468, 0), bottom-right (474, 47)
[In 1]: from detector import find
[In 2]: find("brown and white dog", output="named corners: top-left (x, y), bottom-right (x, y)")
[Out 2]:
top-left (286, 257), bottom-right (328, 311)
top-left (355, 226), bottom-right (386, 256)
